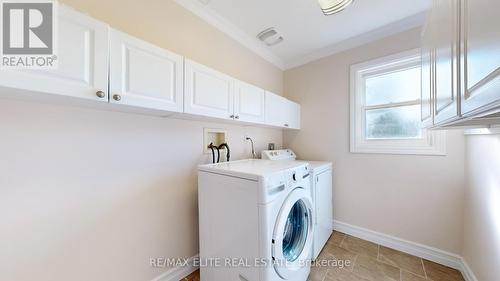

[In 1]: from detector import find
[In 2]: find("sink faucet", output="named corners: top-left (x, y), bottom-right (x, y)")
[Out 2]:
top-left (245, 137), bottom-right (258, 159)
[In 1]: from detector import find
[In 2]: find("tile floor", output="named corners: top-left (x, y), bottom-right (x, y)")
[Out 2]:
top-left (181, 231), bottom-right (466, 281)
top-left (309, 231), bottom-right (466, 281)
top-left (182, 270), bottom-right (199, 281)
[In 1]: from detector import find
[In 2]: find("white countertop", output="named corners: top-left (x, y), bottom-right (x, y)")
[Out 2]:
top-left (198, 159), bottom-right (308, 181)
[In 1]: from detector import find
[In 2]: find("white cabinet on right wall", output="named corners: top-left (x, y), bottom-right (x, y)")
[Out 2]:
top-left (265, 92), bottom-right (301, 129)
top-left (420, 14), bottom-right (434, 128)
top-left (422, 0), bottom-right (500, 128)
top-left (433, 0), bottom-right (460, 125)
top-left (460, 0), bottom-right (500, 117)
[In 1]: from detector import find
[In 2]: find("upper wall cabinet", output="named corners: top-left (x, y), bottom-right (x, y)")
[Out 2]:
top-left (286, 100), bottom-right (301, 130)
top-left (184, 59), bottom-right (234, 120)
top-left (265, 92), bottom-right (301, 129)
top-left (433, 0), bottom-right (460, 125)
top-left (109, 30), bottom-right (183, 113)
top-left (265, 92), bottom-right (287, 128)
top-left (183, 60), bottom-right (293, 127)
top-left (234, 81), bottom-right (266, 124)
top-left (420, 13), bottom-right (434, 128)
top-left (422, 0), bottom-right (500, 127)
top-left (0, 5), bottom-right (109, 102)
top-left (0, 4), bottom-right (301, 130)
top-left (460, 0), bottom-right (500, 117)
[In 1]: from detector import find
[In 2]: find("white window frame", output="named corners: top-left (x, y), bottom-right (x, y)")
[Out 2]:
top-left (350, 49), bottom-right (446, 156)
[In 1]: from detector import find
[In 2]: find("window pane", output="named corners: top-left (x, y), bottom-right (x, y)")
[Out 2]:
top-left (366, 105), bottom-right (422, 139)
top-left (365, 67), bottom-right (421, 106)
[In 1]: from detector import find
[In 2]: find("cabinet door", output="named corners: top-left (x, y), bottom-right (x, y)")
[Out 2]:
top-left (184, 60), bottom-right (234, 119)
top-left (265, 92), bottom-right (287, 128)
top-left (234, 81), bottom-right (266, 123)
top-left (265, 92), bottom-right (301, 129)
top-left (460, 0), bottom-right (500, 116)
top-left (421, 42), bottom-right (434, 128)
top-left (285, 100), bottom-right (301, 130)
top-left (0, 5), bottom-right (109, 102)
top-left (421, 8), bottom-right (435, 128)
top-left (313, 169), bottom-right (333, 259)
top-left (433, 0), bottom-right (460, 124)
top-left (109, 30), bottom-right (183, 112)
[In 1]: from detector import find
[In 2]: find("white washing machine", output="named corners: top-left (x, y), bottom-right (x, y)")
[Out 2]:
top-left (262, 150), bottom-right (333, 260)
top-left (198, 159), bottom-right (314, 281)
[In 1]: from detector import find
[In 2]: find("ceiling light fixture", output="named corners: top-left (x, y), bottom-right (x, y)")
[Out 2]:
top-left (318, 0), bottom-right (354, 15)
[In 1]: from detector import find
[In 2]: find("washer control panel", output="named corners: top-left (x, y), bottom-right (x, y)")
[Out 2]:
top-left (261, 149), bottom-right (296, 161)
top-left (286, 165), bottom-right (309, 186)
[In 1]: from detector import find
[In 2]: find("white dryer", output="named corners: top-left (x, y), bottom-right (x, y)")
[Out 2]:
top-left (262, 150), bottom-right (333, 260)
top-left (198, 159), bottom-right (314, 281)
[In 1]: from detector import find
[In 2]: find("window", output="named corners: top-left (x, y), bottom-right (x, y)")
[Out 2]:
top-left (350, 49), bottom-right (446, 155)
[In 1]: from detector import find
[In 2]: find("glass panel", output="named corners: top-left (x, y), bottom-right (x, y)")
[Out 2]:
top-left (366, 105), bottom-right (423, 139)
top-left (421, 48), bottom-right (432, 121)
top-left (365, 67), bottom-right (421, 106)
top-left (466, 0), bottom-right (500, 91)
top-left (282, 200), bottom-right (309, 262)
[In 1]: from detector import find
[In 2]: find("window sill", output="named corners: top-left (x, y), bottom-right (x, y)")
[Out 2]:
top-left (350, 131), bottom-right (447, 156)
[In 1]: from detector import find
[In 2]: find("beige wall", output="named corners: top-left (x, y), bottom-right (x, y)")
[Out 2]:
top-left (3, 1), bottom-right (492, 280)
top-left (283, 28), bottom-right (465, 254)
top-left (0, 99), bottom-right (283, 281)
top-left (0, 1), bottom-right (283, 281)
top-left (463, 135), bottom-right (500, 281)
top-left (61, 0), bottom-right (283, 95)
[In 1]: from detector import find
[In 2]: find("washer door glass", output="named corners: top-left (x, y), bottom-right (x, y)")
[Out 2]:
top-left (282, 199), bottom-right (309, 262)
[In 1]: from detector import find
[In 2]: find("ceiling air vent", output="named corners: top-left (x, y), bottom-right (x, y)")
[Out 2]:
top-left (257, 28), bottom-right (284, 46)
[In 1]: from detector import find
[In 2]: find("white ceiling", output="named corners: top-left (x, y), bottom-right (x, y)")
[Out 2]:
top-left (176, 0), bottom-right (431, 69)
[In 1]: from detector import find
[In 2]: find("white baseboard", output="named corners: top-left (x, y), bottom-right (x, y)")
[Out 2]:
top-left (459, 258), bottom-right (479, 281)
top-left (333, 220), bottom-right (477, 281)
top-left (150, 255), bottom-right (199, 281)
top-left (150, 222), bottom-right (480, 281)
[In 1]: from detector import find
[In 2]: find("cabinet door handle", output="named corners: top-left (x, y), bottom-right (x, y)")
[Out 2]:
top-left (284, 124), bottom-right (289, 127)
top-left (113, 94), bottom-right (122, 101)
top-left (95, 91), bottom-right (106, 98)
top-left (235, 115), bottom-right (240, 119)
top-left (229, 115), bottom-right (235, 119)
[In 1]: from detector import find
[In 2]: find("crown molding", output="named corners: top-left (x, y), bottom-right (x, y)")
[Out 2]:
top-left (285, 11), bottom-right (427, 69)
top-left (174, 0), bottom-right (285, 70)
